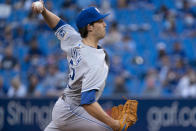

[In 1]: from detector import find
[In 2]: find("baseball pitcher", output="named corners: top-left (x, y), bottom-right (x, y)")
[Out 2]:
top-left (32, 1), bottom-right (138, 131)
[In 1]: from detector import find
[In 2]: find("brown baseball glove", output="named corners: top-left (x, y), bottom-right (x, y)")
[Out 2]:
top-left (111, 100), bottom-right (138, 131)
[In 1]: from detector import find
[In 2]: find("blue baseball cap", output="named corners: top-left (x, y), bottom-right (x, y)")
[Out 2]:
top-left (76, 7), bottom-right (109, 29)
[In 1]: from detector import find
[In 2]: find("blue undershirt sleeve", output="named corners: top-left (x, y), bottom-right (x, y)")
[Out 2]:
top-left (80, 89), bottom-right (97, 105)
top-left (52, 19), bottom-right (65, 32)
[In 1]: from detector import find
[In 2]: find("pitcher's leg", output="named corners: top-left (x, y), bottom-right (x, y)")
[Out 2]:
top-left (44, 121), bottom-right (62, 131)
top-left (63, 118), bottom-right (112, 131)
top-left (64, 108), bottom-right (112, 131)
top-left (45, 111), bottom-right (113, 131)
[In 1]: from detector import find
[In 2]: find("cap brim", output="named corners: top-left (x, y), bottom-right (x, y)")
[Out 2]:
top-left (77, 13), bottom-right (110, 28)
top-left (99, 13), bottom-right (110, 20)
top-left (92, 13), bottom-right (110, 23)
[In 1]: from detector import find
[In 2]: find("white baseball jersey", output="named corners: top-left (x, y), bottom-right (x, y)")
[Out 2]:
top-left (45, 21), bottom-right (112, 131)
top-left (55, 23), bottom-right (109, 106)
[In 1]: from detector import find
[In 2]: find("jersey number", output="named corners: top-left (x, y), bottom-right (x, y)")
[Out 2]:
top-left (69, 68), bottom-right (75, 80)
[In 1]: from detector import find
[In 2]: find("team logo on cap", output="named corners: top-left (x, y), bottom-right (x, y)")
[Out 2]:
top-left (95, 7), bottom-right (100, 13)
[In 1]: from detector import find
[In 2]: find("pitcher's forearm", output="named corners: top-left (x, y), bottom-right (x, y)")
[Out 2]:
top-left (41, 8), bottom-right (60, 29)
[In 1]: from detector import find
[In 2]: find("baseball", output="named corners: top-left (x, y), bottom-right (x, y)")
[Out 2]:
top-left (34, 1), bottom-right (43, 10)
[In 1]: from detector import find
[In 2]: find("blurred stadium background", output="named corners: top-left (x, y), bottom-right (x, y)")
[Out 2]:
top-left (0, 0), bottom-right (196, 131)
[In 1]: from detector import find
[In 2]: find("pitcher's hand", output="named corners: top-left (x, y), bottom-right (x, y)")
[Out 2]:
top-left (32, 0), bottom-right (44, 14)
